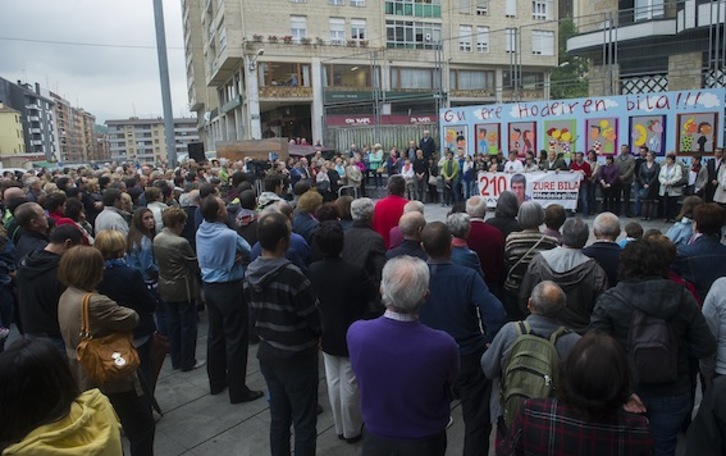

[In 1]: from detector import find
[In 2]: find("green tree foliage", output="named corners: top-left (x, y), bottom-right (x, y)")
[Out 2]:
top-left (551, 17), bottom-right (589, 99)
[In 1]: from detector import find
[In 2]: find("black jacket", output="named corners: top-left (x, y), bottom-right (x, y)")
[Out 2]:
top-left (341, 221), bottom-right (386, 285)
top-left (97, 264), bottom-right (157, 340)
top-left (16, 249), bottom-right (64, 336)
top-left (582, 241), bottom-right (621, 287)
top-left (14, 229), bottom-right (49, 264)
top-left (486, 216), bottom-right (522, 241)
top-left (386, 239), bottom-right (428, 261)
top-left (590, 279), bottom-right (716, 396)
top-left (308, 257), bottom-right (376, 356)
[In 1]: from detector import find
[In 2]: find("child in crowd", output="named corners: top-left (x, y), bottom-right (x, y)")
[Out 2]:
top-left (618, 222), bottom-right (644, 249)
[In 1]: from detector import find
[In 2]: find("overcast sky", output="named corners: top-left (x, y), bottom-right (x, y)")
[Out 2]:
top-left (0, 0), bottom-right (190, 123)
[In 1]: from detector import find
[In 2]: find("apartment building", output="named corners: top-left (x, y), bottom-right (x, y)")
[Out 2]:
top-left (95, 133), bottom-right (112, 163)
top-left (0, 103), bottom-right (27, 167)
top-left (181, 0), bottom-right (559, 150)
top-left (567, 0), bottom-right (726, 96)
top-left (0, 77), bottom-right (56, 161)
top-left (48, 92), bottom-right (98, 163)
top-left (105, 117), bottom-right (199, 163)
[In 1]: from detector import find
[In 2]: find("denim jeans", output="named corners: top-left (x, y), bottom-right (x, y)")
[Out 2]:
top-left (260, 362), bottom-right (318, 456)
top-left (578, 183), bottom-right (589, 215)
top-left (639, 392), bottom-right (691, 456)
top-left (166, 300), bottom-right (198, 370)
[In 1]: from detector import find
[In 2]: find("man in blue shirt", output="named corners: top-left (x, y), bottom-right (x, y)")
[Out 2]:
top-left (196, 195), bottom-right (263, 404)
top-left (420, 221), bottom-right (507, 456)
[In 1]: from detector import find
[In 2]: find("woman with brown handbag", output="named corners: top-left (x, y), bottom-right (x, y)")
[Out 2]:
top-left (57, 246), bottom-right (155, 456)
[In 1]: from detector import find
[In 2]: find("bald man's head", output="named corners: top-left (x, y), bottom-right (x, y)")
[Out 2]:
top-left (399, 212), bottom-right (426, 241)
top-left (3, 186), bottom-right (24, 202)
top-left (528, 280), bottom-right (566, 317)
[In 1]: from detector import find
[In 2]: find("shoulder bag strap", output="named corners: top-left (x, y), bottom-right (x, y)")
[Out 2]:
top-left (506, 235), bottom-right (546, 284)
top-left (515, 321), bottom-right (530, 336)
top-left (549, 326), bottom-right (567, 344)
top-left (80, 293), bottom-right (93, 338)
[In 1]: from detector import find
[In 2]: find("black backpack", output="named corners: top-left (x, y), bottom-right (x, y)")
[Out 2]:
top-left (628, 307), bottom-right (679, 385)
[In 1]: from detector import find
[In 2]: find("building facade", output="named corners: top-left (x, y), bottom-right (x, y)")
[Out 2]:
top-left (181, 0), bottom-right (559, 151)
top-left (0, 103), bottom-right (27, 167)
top-left (105, 117), bottom-right (200, 163)
top-left (567, 0), bottom-right (726, 97)
top-left (0, 77), bottom-right (57, 162)
top-left (48, 92), bottom-right (98, 164)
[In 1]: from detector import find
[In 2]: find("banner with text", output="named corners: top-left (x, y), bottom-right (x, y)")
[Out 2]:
top-left (478, 172), bottom-right (581, 210)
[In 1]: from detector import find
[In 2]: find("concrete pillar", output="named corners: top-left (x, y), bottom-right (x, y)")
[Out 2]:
top-left (495, 68), bottom-right (504, 103)
top-left (587, 60), bottom-right (619, 97)
top-left (668, 52), bottom-right (702, 91)
top-left (311, 57), bottom-right (324, 144)
top-left (245, 56), bottom-right (262, 140)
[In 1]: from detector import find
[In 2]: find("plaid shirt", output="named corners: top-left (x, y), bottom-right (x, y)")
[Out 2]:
top-left (499, 398), bottom-right (654, 456)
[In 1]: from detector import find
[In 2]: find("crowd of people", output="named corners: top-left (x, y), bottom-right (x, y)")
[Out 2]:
top-left (308, 135), bottom-right (725, 222)
top-left (0, 142), bottom-right (724, 456)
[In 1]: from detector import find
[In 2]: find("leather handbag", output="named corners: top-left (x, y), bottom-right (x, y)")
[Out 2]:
top-left (76, 293), bottom-right (140, 384)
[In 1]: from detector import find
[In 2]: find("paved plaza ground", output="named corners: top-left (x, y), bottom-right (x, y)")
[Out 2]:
top-left (5, 202), bottom-right (691, 455)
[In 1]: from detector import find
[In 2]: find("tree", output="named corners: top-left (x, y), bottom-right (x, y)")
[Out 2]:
top-left (550, 17), bottom-right (589, 99)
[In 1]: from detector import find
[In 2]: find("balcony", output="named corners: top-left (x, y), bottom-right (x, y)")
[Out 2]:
top-left (221, 95), bottom-right (243, 113)
top-left (28, 116), bottom-right (40, 122)
top-left (30, 128), bottom-right (41, 134)
top-left (449, 89), bottom-right (496, 99)
top-left (567, 18), bottom-right (676, 53)
top-left (259, 86), bottom-right (313, 99)
top-left (501, 89), bottom-right (545, 101)
top-left (31, 139), bottom-right (43, 146)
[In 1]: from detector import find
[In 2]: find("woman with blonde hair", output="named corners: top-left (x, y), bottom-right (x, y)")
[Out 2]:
top-left (57, 246), bottom-right (154, 456)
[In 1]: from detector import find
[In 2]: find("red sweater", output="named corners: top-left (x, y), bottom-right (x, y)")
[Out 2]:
top-left (373, 195), bottom-right (408, 249)
top-left (569, 160), bottom-right (592, 181)
top-left (467, 220), bottom-right (505, 288)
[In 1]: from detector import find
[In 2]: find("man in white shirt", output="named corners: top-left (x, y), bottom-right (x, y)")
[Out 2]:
top-left (503, 151), bottom-right (524, 174)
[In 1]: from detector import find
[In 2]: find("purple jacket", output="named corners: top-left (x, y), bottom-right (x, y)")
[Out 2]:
top-left (601, 164), bottom-right (619, 185)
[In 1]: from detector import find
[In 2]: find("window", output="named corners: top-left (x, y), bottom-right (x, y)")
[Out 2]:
top-left (258, 62), bottom-right (311, 87)
top-left (218, 26), bottom-right (227, 50)
top-left (324, 64), bottom-right (372, 87)
top-left (457, 0), bottom-right (470, 14)
top-left (459, 25), bottom-right (472, 51)
top-left (634, 0), bottom-right (664, 21)
top-left (330, 18), bottom-right (345, 44)
top-left (531, 0), bottom-right (549, 20)
top-left (503, 71), bottom-right (544, 90)
top-left (505, 28), bottom-right (517, 53)
top-left (385, 0), bottom-right (441, 18)
top-left (531, 30), bottom-right (554, 55)
top-left (330, 0), bottom-right (344, 4)
top-left (476, 0), bottom-right (488, 15)
top-left (390, 67), bottom-right (434, 89)
top-left (350, 0), bottom-right (365, 6)
top-left (290, 16), bottom-right (307, 42)
top-left (450, 70), bottom-right (495, 90)
top-left (476, 26), bottom-right (489, 52)
top-left (351, 19), bottom-right (367, 40)
top-left (505, 0), bottom-right (516, 17)
top-left (386, 20), bottom-right (441, 49)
